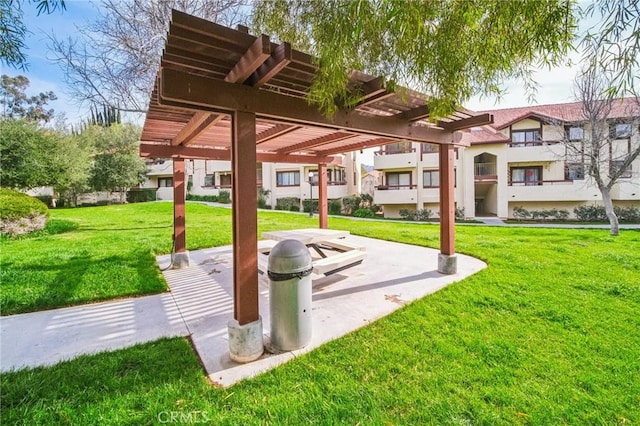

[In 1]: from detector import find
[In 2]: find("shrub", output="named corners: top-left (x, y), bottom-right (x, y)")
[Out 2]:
top-left (415, 209), bottom-right (433, 222)
top-left (275, 197), bottom-right (300, 212)
top-left (455, 206), bottom-right (465, 220)
top-left (187, 194), bottom-right (219, 202)
top-left (127, 188), bottom-right (156, 203)
top-left (399, 209), bottom-right (416, 221)
top-left (218, 190), bottom-right (231, 204)
top-left (353, 208), bottom-right (375, 218)
top-left (341, 195), bottom-right (360, 215)
top-left (512, 206), bottom-right (531, 220)
top-left (0, 188), bottom-right (49, 236)
top-left (302, 199), bottom-right (319, 213)
top-left (35, 195), bottom-right (54, 207)
top-left (328, 199), bottom-right (342, 215)
top-left (615, 206), bottom-right (640, 222)
top-left (574, 205), bottom-right (607, 222)
top-left (257, 187), bottom-right (271, 209)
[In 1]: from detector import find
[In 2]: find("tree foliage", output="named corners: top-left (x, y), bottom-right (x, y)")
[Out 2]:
top-left (79, 124), bottom-right (147, 201)
top-left (581, 0), bottom-right (640, 97)
top-left (253, 0), bottom-right (577, 117)
top-left (1, 74), bottom-right (57, 122)
top-left (49, 0), bottom-right (247, 113)
top-left (0, 0), bottom-right (66, 70)
top-left (0, 119), bottom-right (63, 189)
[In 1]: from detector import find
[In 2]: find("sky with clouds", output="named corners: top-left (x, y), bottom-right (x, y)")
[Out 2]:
top-left (9, 1), bottom-right (595, 162)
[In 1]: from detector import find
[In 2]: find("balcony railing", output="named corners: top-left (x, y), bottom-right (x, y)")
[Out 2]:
top-left (509, 140), bottom-right (561, 148)
top-left (376, 184), bottom-right (417, 190)
top-left (474, 162), bottom-right (496, 176)
top-left (508, 179), bottom-right (573, 186)
top-left (375, 148), bottom-right (416, 155)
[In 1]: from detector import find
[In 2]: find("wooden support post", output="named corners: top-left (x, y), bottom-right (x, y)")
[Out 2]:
top-left (439, 145), bottom-right (455, 256)
top-left (232, 111), bottom-right (259, 325)
top-left (318, 163), bottom-right (328, 229)
top-left (173, 158), bottom-right (186, 253)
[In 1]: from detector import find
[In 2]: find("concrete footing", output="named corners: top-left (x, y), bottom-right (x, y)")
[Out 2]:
top-left (171, 251), bottom-right (190, 269)
top-left (228, 317), bottom-right (264, 363)
top-left (438, 253), bottom-right (457, 274)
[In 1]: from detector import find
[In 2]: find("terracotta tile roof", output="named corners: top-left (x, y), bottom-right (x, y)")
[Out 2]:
top-left (462, 97), bottom-right (638, 146)
top-left (478, 98), bottom-right (638, 129)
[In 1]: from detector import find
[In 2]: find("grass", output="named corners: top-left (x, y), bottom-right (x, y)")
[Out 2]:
top-left (1, 202), bottom-right (639, 424)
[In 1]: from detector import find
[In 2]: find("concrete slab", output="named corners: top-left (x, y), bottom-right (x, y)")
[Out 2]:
top-left (157, 235), bottom-right (486, 387)
top-left (0, 234), bottom-right (486, 386)
top-left (0, 293), bottom-right (189, 372)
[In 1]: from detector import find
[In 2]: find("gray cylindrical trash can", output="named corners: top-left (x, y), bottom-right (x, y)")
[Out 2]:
top-left (268, 239), bottom-right (313, 351)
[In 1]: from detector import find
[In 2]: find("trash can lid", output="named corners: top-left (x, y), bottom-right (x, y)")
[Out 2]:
top-left (268, 239), bottom-right (312, 274)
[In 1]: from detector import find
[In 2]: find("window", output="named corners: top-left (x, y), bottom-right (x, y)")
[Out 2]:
top-left (611, 123), bottom-right (632, 139)
top-left (276, 171), bottom-right (300, 187)
top-left (383, 141), bottom-right (413, 154)
top-left (421, 143), bottom-right (439, 153)
top-left (566, 126), bottom-right (584, 141)
top-left (219, 173), bottom-right (232, 187)
top-left (386, 172), bottom-right (412, 189)
top-left (158, 177), bottom-right (173, 187)
top-left (510, 166), bottom-right (542, 186)
top-left (423, 170), bottom-right (439, 188)
top-left (565, 163), bottom-right (585, 180)
top-left (328, 168), bottom-right (346, 184)
top-left (511, 129), bottom-right (541, 147)
top-left (610, 161), bottom-right (632, 178)
top-left (204, 174), bottom-right (214, 187)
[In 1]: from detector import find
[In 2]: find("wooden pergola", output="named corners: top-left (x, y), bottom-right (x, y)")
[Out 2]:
top-left (140, 11), bottom-right (492, 346)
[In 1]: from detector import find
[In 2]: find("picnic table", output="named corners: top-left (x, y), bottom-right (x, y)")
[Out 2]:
top-left (259, 228), bottom-right (366, 276)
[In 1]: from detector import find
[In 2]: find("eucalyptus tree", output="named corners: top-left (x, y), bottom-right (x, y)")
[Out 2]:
top-left (253, 0), bottom-right (579, 117)
top-left (49, 0), bottom-right (248, 114)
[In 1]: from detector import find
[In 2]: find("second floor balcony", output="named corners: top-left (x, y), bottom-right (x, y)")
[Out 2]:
top-left (474, 162), bottom-right (497, 182)
top-left (374, 185), bottom-right (417, 204)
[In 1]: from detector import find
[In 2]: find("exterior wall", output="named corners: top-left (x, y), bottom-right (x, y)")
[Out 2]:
top-left (372, 108), bottom-right (640, 219)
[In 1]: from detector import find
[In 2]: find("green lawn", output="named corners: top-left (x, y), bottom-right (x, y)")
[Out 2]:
top-left (1, 202), bottom-right (639, 424)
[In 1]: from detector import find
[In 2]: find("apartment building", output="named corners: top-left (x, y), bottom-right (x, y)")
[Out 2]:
top-left (373, 99), bottom-right (640, 219)
top-left (141, 152), bottom-right (361, 207)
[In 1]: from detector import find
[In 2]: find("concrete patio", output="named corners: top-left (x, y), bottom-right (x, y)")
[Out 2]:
top-left (1, 235), bottom-right (486, 387)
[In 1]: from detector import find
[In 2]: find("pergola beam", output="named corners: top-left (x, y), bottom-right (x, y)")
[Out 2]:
top-left (246, 42), bottom-right (292, 87)
top-left (437, 113), bottom-right (494, 131)
top-left (317, 137), bottom-right (394, 156)
top-left (277, 131), bottom-right (356, 154)
top-left (256, 123), bottom-right (301, 145)
top-left (396, 105), bottom-right (430, 122)
top-left (160, 68), bottom-right (454, 145)
top-left (171, 112), bottom-right (224, 146)
top-left (140, 143), bottom-right (341, 164)
top-left (224, 34), bottom-right (271, 84)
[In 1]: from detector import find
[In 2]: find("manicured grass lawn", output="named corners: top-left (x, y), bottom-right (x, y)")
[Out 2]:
top-left (1, 202), bottom-right (639, 424)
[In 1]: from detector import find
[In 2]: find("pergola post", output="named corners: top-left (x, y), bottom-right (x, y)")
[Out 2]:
top-left (318, 163), bottom-right (328, 229)
top-left (438, 144), bottom-right (457, 274)
top-left (227, 110), bottom-right (263, 363)
top-left (171, 158), bottom-right (190, 268)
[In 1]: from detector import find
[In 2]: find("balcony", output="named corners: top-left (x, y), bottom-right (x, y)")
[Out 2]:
top-left (374, 185), bottom-right (417, 204)
top-left (374, 150), bottom-right (417, 170)
top-left (508, 180), bottom-right (599, 201)
top-left (508, 142), bottom-right (563, 162)
top-left (474, 162), bottom-right (497, 182)
top-left (146, 161), bottom-right (173, 176)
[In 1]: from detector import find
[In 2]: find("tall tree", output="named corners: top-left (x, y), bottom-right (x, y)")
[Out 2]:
top-left (253, 0), bottom-right (577, 117)
top-left (49, 0), bottom-right (247, 113)
top-left (81, 123), bottom-right (147, 202)
top-left (0, 119), bottom-right (63, 189)
top-left (559, 68), bottom-right (640, 236)
top-left (1, 74), bottom-right (57, 122)
top-left (0, 0), bottom-right (66, 70)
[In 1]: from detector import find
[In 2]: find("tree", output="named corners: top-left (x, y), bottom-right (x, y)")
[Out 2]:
top-left (49, 0), bottom-right (247, 113)
top-left (581, 0), bottom-right (640, 98)
top-left (1, 74), bottom-right (57, 122)
top-left (559, 68), bottom-right (640, 236)
top-left (253, 0), bottom-right (577, 117)
top-left (0, 0), bottom-right (66, 70)
top-left (53, 132), bottom-right (92, 207)
top-left (0, 119), bottom-right (63, 189)
top-left (80, 124), bottom-right (147, 202)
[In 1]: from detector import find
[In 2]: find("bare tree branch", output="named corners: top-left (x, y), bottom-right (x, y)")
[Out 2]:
top-left (48, 0), bottom-right (248, 114)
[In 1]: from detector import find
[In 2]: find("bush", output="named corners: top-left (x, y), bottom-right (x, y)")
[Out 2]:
top-left (257, 187), bottom-right (271, 209)
top-left (302, 199), bottom-right (319, 213)
top-left (353, 208), bottom-right (375, 218)
top-left (0, 188), bottom-right (49, 236)
top-left (127, 188), bottom-right (156, 203)
top-left (512, 206), bottom-right (531, 220)
top-left (615, 206), bottom-right (640, 222)
top-left (218, 190), bottom-right (231, 204)
top-left (399, 209), bottom-right (416, 221)
top-left (341, 194), bottom-right (380, 216)
top-left (415, 209), bottom-right (433, 222)
top-left (35, 195), bottom-right (54, 207)
top-left (275, 197), bottom-right (300, 212)
top-left (328, 199), bottom-right (342, 215)
top-left (574, 205), bottom-right (607, 222)
top-left (455, 206), bottom-right (465, 220)
top-left (186, 194), bottom-right (219, 203)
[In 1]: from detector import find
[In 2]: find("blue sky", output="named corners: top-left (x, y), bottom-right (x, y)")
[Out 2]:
top-left (10, 1), bottom-right (587, 130)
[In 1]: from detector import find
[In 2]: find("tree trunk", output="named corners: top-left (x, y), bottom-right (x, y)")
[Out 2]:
top-left (600, 186), bottom-right (619, 236)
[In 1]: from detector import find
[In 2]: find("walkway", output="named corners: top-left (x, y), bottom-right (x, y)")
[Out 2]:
top-left (1, 235), bottom-right (486, 387)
